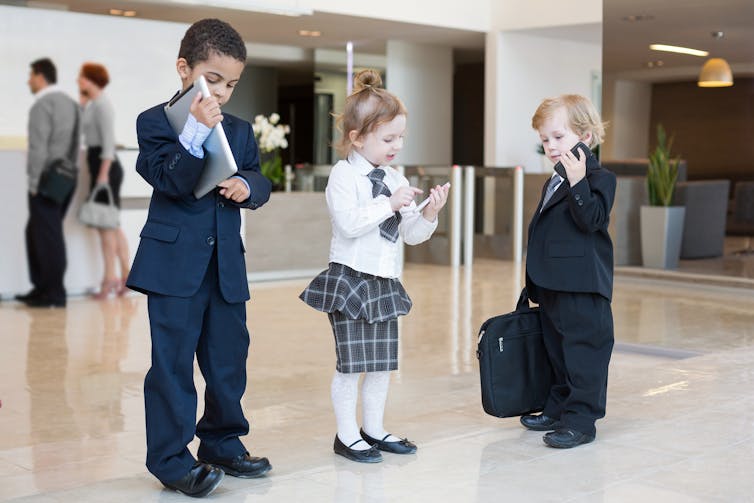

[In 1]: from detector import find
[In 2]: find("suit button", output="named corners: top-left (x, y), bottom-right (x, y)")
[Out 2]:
top-left (176, 153), bottom-right (181, 160)
top-left (578, 200), bottom-right (584, 206)
top-left (574, 194), bottom-right (581, 201)
top-left (206, 236), bottom-right (216, 246)
top-left (168, 162), bottom-right (175, 170)
top-left (218, 202), bottom-right (225, 208)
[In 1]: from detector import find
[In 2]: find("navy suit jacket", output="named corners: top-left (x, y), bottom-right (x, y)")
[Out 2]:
top-left (126, 103), bottom-right (271, 303)
top-left (525, 151), bottom-right (616, 301)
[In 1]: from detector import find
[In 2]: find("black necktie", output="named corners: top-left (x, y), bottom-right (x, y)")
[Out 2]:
top-left (367, 168), bottom-right (401, 242)
top-left (540, 174), bottom-right (563, 211)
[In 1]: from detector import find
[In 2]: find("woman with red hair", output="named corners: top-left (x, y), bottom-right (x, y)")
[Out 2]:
top-left (78, 62), bottom-right (130, 298)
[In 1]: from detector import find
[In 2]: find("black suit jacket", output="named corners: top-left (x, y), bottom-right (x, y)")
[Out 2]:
top-left (525, 151), bottom-right (616, 301)
top-left (126, 103), bottom-right (272, 303)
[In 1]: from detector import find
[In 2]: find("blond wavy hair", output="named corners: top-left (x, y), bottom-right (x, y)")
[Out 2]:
top-left (531, 94), bottom-right (606, 147)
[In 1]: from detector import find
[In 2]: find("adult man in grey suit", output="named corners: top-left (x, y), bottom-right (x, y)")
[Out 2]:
top-left (16, 58), bottom-right (79, 308)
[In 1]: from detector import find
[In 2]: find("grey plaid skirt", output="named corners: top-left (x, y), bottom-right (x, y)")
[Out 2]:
top-left (300, 263), bottom-right (411, 373)
top-left (299, 263), bottom-right (412, 323)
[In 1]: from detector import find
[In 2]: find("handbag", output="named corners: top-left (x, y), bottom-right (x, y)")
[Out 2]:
top-left (78, 184), bottom-right (120, 229)
top-left (476, 287), bottom-right (554, 418)
top-left (37, 110), bottom-right (80, 204)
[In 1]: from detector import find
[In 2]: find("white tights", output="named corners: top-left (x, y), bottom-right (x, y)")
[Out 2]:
top-left (331, 370), bottom-right (399, 450)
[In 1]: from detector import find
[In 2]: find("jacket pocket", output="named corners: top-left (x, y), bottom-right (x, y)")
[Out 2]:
top-left (548, 240), bottom-right (584, 257)
top-left (140, 221), bottom-right (180, 243)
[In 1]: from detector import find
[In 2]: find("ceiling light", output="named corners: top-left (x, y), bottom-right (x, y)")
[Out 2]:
top-left (298, 30), bottom-right (321, 37)
top-left (698, 32), bottom-right (734, 87)
top-left (123, 10), bottom-right (136, 16)
top-left (622, 14), bottom-right (654, 22)
top-left (698, 58), bottom-right (733, 87)
top-left (109, 8), bottom-right (123, 15)
top-left (649, 44), bottom-right (708, 57)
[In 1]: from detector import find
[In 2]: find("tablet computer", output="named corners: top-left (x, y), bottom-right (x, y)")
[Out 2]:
top-left (164, 75), bottom-right (238, 198)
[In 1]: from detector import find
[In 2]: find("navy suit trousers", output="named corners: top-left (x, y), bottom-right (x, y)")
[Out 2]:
top-left (144, 251), bottom-right (250, 482)
top-left (538, 288), bottom-right (614, 437)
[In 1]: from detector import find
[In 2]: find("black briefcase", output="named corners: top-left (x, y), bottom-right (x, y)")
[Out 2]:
top-left (477, 287), bottom-right (553, 418)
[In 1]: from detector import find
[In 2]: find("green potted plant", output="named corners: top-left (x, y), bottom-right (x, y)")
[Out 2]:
top-left (640, 124), bottom-right (686, 268)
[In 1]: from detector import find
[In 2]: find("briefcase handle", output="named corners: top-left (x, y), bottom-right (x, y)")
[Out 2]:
top-left (515, 287), bottom-right (535, 313)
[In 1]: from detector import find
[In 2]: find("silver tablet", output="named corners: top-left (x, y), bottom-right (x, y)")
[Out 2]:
top-left (164, 75), bottom-right (239, 199)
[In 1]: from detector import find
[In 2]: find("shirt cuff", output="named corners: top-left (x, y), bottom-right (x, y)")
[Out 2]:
top-left (233, 175), bottom-right (250, 194)
top-left (178, 113), bottom-right (212, 158)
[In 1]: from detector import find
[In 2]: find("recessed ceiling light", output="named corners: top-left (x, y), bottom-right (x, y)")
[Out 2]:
top-left (646, 60), bottom-right (664, 68)
top-left (649, 44), bottom-right (708, 57)
top-left (109, 8), bottom-right (123, 15)
top-left (298, 29), bottom-right (321, 37)
top-left (123, 10), bottom-right (136, 16)
top-left (622, 14), bottom-right (654, 22)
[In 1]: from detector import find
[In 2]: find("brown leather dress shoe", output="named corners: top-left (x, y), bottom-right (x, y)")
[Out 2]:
top-left (162, 462), bottom-right (224, 498)
top-left (200, 451), bottom-right (272, 478)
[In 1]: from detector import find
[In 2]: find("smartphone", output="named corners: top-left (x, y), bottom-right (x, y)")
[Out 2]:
top-left (415, 182), bottom-right (451, 211)
top-left (553, 141), bottom-right (591, 178)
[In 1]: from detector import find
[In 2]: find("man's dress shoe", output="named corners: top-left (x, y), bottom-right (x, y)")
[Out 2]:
top-left (520, 414), bottom-right (562, 431)
top-left (22, 295), bottom-right (66, 308)
top-left (543, 428), bottom-right (595, 449)
top-left (14, 290), bottom-right (40, 302)
top-left (162, 462), bottom-right (224, 498)
top-left (360, 429), bottom-right (417, 454)
top-left (333, 435), bottom-right (382, 463)
top-left (200, 451), bottom-right (271, 478)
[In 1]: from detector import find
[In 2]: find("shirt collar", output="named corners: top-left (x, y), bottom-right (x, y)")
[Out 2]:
top-left (347, 150), bottom-right (384, 176)
top-left (34, 84), bottom-right (62, 101)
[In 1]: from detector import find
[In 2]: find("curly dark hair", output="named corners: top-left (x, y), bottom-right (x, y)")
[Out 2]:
top-left (178, 18), bottom-right (247, 68)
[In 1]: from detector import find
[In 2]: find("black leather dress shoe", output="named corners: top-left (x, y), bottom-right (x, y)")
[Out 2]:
top-left (14, 290), bottom-right (40, 302)
top-left (520, 414), bottom-right (562, 431)
top-left (200, 452), bottom-right (271, 478)
top-left (22, 296), bottom-right (66, 308)
top-left (360, 429), bottom-right (417, 454)
top-left (543, 428), bottom-right (595, 449)
top-left (162, 462), bottom-right (224, 498)
top-left (333, 435), bottom-right (382, 463)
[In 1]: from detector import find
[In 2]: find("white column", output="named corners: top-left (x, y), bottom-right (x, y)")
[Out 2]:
top-left (385, 41), bottom-right (453, 166)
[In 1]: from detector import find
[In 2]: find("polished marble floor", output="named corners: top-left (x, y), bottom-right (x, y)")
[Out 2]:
top-left (1, 259), bottom-right (754, 502)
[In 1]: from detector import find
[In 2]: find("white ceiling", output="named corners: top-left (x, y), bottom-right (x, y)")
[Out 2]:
top-left (603, 0), bottom-right (754, 80)
top-left (8, 0), bottom-right (754, 81)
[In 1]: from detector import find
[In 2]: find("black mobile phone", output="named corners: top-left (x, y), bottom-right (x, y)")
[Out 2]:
top-left (553, 141), bottom-right (591, 179)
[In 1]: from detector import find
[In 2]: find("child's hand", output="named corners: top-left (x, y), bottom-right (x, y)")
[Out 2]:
top-left (390, 186), bottom-right (423, 211)
top-left (217, 177), bottom-right (249, 202)
top-left (421, 184), bottom-right (450, 221)
top-left (561, 146), bottom-right (587, 185)
top-left (190, 92), bottom-right (223, 129)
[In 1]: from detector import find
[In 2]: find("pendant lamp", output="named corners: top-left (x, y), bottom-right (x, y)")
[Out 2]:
top-left (698, 32), bottom-right (733, 87)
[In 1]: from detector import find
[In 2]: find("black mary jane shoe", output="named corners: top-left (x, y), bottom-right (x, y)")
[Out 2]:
top-left (162, 462), bottom-right (224, 498)
top-left (520, 414), bottom-right (562, 432)
top-left (199, 451), bottom-right (272, 478)
top-left (360, 429), bottom-right (417, 455)
top-left (543, 428), bottom-right (595, 449)
top-left (333, 435), bottom-right (383, 463)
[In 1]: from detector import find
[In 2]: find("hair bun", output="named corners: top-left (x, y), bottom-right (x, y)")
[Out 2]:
top-left (353, 69), bottom-right (382, 93)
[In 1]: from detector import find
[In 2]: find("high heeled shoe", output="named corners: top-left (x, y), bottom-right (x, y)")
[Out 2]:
top-left (92, 279), bottom-right (120, 300)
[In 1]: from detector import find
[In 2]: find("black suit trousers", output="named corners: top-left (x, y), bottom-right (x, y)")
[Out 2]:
top-left (538, 287), bottom-right (614, 437)
top-left (25, 192), bottom-right (73, 300)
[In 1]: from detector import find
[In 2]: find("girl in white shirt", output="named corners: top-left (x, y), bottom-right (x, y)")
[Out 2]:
top-left (300, 69), bottom-right (449, 463)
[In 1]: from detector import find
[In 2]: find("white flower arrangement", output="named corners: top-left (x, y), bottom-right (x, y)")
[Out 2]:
top-left (252, 113), bottom-right (291, 188)
top-left (252, 113), bottom-right (290, 153)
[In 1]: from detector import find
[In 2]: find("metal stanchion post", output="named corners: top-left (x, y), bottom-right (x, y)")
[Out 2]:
top-left (450, 165), bottom-right (463, 267)
top-left (396, 165), bottom-right (405, 274)
top-left (513, 165), bottom-right (524, 264)
top-left (284, 164), bottom-right (293, 193)
top-left (463, 165), bottom-right (475, 267)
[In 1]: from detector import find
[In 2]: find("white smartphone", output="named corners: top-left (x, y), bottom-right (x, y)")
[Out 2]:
top-left (415, 182), bottom-right (451, 211)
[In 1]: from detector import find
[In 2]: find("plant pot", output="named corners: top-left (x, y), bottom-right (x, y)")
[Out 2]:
top-left (640, 205), bottom-right (686, 269)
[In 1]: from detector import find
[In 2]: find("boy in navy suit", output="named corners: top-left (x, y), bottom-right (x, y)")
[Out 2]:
top-left (520, 95), bottom-right (616, 449)
top-left (127, 19), bottom-right (272, 497)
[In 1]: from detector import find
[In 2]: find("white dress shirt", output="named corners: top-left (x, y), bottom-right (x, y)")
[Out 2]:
top-left (326, 151), bottom-right (438, 278)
